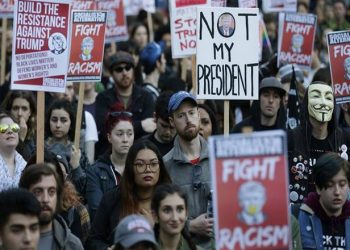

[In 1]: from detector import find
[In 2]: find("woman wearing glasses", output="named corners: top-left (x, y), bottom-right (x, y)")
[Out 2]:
top-left (86, 108), bottom-right (134, 219)
top-left (87, 140), bottom-right (171, 250)
top-left (152, 184), bottom-right (204, 250)
top-left (0, 111), bottom-right (27, 191)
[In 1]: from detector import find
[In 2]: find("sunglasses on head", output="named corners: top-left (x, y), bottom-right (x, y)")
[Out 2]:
top-left (0, 123), bottom-right (20, 133)
top-left (109, 111), bottom-right (133, 118)
top-left (113, 64), bottom-right (133, 73)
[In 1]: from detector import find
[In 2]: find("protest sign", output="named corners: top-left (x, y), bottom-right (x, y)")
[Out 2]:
top-left (0, 0), bottom-right (14, 18)
top-left (263, 0), bottom-right (296, 13)
top-left (124, 0), bottom-right (155, 16)
top-left (238, 0), bottom-right (256, 8)
top-left (170, 0), bottom-right (211, 58)
top-left (96, 0), bottom-right (128, 43)
top-left (328, 31), bottom-right (350, 104)
top-left (212, 0), bottom-right (226, 7)
top-left (72, 0), bottom-right (95, 10)
top-left (209, 130), bottom-right (290, 250)
top-left (196, 7), bottom-right (259, 100)
top-left (67, 10), bottom-right (107, 82)
top-left (11, 0), bottom-right (71, 92)
top-left (277, 12), bottom-right (316, 71)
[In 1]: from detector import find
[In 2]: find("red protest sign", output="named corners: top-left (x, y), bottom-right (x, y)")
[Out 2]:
top-left (67, 11), bottom-right (107, 82)
top-left (278, 12), bottom-right (316, 71)
top-left (0, 0), bottom-right (14, 18)
top-left (328, 31), bottom-right (350, 104)
top-left (209, 131), bottom-right (290, 250)
top-left (11, 0), bottom-right (71, 92)
top-left (72, 0), bottom-right (96, 10)
top-left (96, 0), bottom-right (128, 43)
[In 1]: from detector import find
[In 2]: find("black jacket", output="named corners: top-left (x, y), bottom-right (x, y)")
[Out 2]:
top-left (288, 84), bottom-right (350, 203)
top-left (86, 187), bottom-right (121, 250)
top-left (86, 152), bottom-right (120, 220)
top-left (95, 84), bottom-right (155, 156)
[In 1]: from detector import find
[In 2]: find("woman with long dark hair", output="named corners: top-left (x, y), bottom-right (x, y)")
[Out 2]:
top-left (87, 140), bottom-right (171, 250)
top-left (1, 91), bottom-right (36, 160)
top-left (152, 183), bottom-right (203, 250)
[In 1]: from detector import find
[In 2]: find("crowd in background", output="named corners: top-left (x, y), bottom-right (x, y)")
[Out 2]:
top-left (2, 0), bottom-right (350, 249)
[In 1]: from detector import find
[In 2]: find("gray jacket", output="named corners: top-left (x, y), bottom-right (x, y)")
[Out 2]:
top-left (52, 216), bottom-right (84, 250)
top-left (163, 136), bottom-right (212, 248)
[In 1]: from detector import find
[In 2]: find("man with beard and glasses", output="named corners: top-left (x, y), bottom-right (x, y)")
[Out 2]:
top-left (288, 81), bottom-right (350, 205)
top-left (95, 51), bottom-right (156, 157)
top-left (19, 163), bottom-right (83, 250)
top-left (163, 91), bottom-right (213, 249)
top-left (231, 77), bottom-right (286, 133)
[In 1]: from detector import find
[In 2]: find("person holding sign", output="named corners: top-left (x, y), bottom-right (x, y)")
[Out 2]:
top-left (296, 152), bottom-right (350, 249)
top-left (288, 81), bottom-right (350, 204)
top-left (231, 77), bottom-right (286, 133)
top-left (163, 91), bottom-right (213, 249)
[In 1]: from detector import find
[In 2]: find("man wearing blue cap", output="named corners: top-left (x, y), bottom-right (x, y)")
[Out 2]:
top-left (163, 91), bottom-right (213, 249)
top-left (140, 42), bottom-right (166, 103)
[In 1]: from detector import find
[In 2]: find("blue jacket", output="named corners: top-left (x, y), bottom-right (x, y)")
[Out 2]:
top-left (86, 153), bottom-right (120, 220)
top-left (299, 203), bottom-right (350, 249)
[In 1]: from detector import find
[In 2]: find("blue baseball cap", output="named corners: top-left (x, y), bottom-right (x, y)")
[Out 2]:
top-left (168, 91), bottom-right (197, 113)
top-left (140, 42), bottom-right (163, 67)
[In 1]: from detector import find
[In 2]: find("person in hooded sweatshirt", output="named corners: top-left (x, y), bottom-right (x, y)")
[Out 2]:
top-left (296, 152), bottom-right (350, 249)
top-left (288, 81), bottom-right (350, 204)
top-left (231, 77), bottom-right (286, 133)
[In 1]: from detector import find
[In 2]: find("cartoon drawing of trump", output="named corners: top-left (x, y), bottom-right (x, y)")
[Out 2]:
top-left (291, 33), bottom-right (304, 53)
top-left (237, 181), bottom-right (267, 225)
top-left (80, 37), bottom-right (94, 61)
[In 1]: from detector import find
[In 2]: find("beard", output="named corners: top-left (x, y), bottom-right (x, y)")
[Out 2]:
top-left (39, 207), bottom-right (54, 226)
top-left (178, 124), bottom-right (199, 141)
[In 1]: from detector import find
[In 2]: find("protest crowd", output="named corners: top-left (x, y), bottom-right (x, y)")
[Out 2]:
top-left (3, 0), bottom-right (350, 249)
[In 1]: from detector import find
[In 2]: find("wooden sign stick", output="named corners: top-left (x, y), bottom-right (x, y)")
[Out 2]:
top-left (36, 92), bottom-right (45, 163)
top-left (74, 83), bottom-right (85, 149)
top-left (147, 12), bottom-right (154, 42)
top-left (224, 100), bottom-right (230, 135)
top-left (1, 18), bottom-right (8, 85)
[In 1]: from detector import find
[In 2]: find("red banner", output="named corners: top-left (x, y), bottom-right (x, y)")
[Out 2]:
top-left (67, 10), bottom-right (107, 82)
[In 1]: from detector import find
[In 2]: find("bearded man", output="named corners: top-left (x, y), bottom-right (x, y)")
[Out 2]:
top-left (163, 91), bottom-right (213, 249)
top-left (288, 81), bottom-right (350, 204)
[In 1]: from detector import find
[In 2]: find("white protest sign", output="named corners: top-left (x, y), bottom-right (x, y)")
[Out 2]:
top-left (263, 0), bottom-right (297, 13)
top-left (11, 0), bottom-right (71, 92)
top-left (196, 7), bottom-right (259, 100)
top-left (170, 0), bottom-right (211, 58)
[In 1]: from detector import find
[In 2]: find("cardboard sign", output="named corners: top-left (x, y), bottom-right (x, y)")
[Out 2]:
top-left (72, 0), bottom-right (95, 10)
top-left (67, 11), bottom-right (107, 82)
top-left (124, 0), bottom-right (155, 16)
top-left (0, 0), bottom-right (14, 18)
top-left (209, 130), bottom-right (290, 250)
top-left (263, 0), bottom-right (296, 13)
top-left (96, 0), bottom-right (128, 43)
top-left (212, 0), bottom-right (226, 7)
top-left (238, 0), bottom-right (256, 8)
top-left (277, 12), bottom-right (316, 71)
top-left (11, 0), bottom-right (71, 92)
top-left (328, 31), bottom-right (350, 104)
top-left (196, 7), bottom-right (259, 100)
top-left (170, 0), bottom-right (211, 58)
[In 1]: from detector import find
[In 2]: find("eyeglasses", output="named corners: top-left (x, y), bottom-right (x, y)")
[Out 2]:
top-left (109, 111), bottom-right (133, 118)
top-left (0, 123), bottom-right (20, 133)
top-left (134, 160), bottom-right (160, 174)
top-left (113, 64), bottom-right (133, 73)
top-left (192, 165), bottom-right (202, 191)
